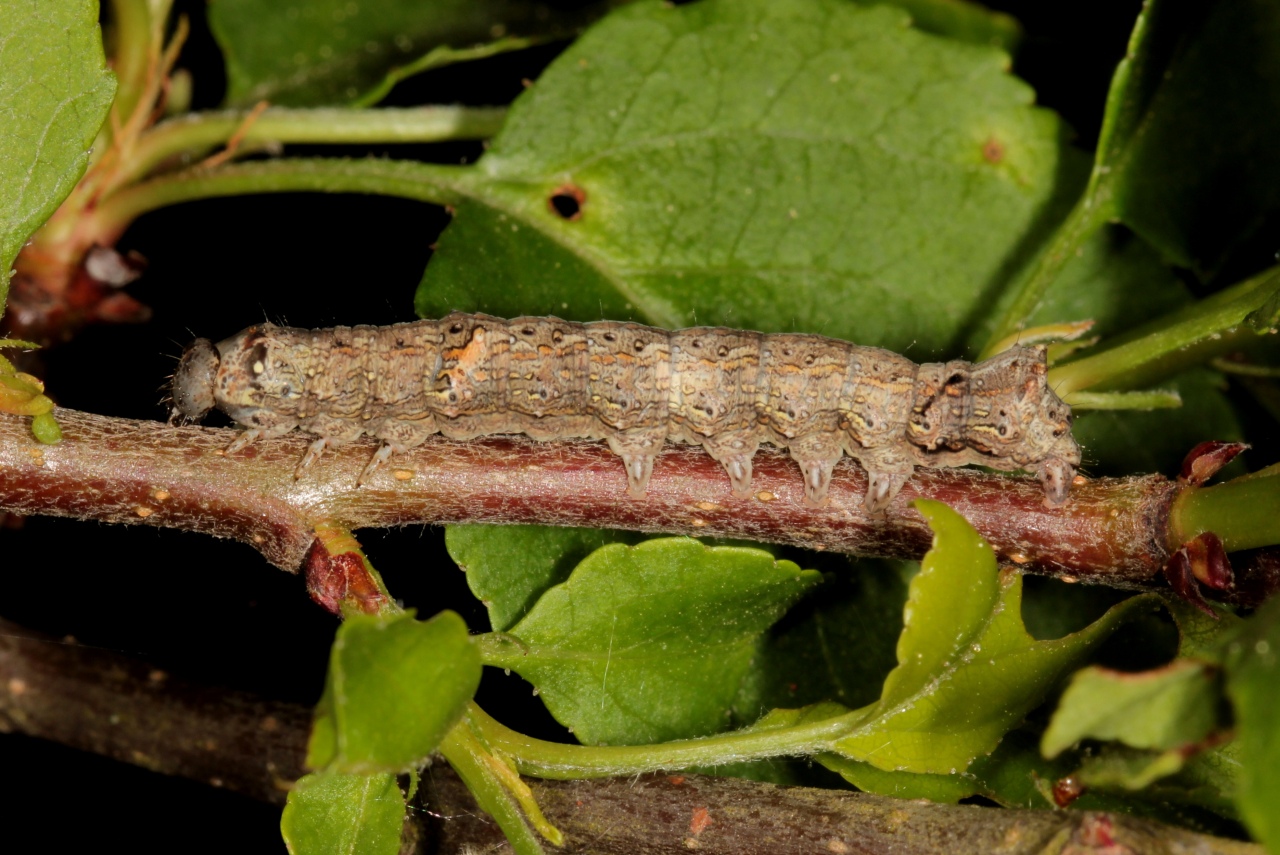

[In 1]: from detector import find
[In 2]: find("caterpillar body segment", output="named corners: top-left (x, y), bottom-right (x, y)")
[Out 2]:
top-left (170, 313), bottom-right (1081, 512)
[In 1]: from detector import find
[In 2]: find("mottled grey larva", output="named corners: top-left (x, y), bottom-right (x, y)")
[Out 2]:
top-left (170, 313), bottom-right (1080, 512)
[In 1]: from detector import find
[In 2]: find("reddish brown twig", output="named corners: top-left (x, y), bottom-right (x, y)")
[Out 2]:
top-left (0, 408), bottom-right (1273, 602)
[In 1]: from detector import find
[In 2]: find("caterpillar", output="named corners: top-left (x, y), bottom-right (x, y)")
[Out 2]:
top-left (169, 313), bottom-right (1080, 512)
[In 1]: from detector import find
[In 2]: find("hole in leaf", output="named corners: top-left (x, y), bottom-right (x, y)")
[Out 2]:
top-left (548, 184), bottom-right (586, 220)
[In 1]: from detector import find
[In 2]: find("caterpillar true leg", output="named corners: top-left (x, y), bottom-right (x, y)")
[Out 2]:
top-left (357, 443), bottom-right (398, 486)
top-left (296, 436), bottom-right (330, 479)
top-left (225, 429), bottom-right (261, 454)
top-left (225, 424), bottom-right (294, 454)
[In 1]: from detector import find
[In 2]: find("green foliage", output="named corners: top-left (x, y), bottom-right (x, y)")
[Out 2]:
top-left (5, 0), bottom-right (1280, 851)
top-left (824, 501), bottom-right (1150, 778)
top-left (415, 0), bottom-right (1183, 361)
top-left (860, 0), bottom-right (1020, 50)
top-left (1095, 0), bottom-right (1280, 276)
top-left (1072, 370), bottom-right (1242, 477)
top-left (1041, 661), bottom-right (1222, 758)
top-left (209, 0), bottom-right (612, 108)
top-left (1050, 270), bottom-right (1280, 400)
top-left (447, 524), bottom-right (644, 631)
top-left (480, 538), bottom-right (821, 745)
top-left (308, 610), bottom-right (482, 773)
top-left (1022, 599), bottom-right (1243, 822)
top-left (982, 0), bottom-right (1280, 356)
top-left (0, 0), bottom-right (114, 307)
top-left (1223, 596), bottom-right (1280, 850)
top-left (281, 771), bottom-right (404, 855)
top-left (0, 342), bottom-right (62, 443)
top-left (735, 561), bottom-right (907, 719)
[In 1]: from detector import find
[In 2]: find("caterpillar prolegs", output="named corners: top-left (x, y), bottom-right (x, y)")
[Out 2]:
top-left (170, 313), bottom-right (1081, 512)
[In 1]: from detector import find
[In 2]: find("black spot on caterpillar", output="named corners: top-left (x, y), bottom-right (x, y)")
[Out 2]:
top-left (169, 313), bottom-right (1080, 512)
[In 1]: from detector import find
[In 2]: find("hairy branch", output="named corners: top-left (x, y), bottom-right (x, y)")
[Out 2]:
top-left (0, 618), bottom-right (308, 803)
top-left (7, 408), bottom-right (1277, 603)
top-left (0, 616), bottom-right (1259, 855)
top-left (1, 409), bottom-right (1176, 579)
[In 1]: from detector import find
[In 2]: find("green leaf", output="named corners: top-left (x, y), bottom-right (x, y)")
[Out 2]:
top-left (1018, 576), bottom-right (1139, 643)
top-left (281, 772), bottom-right (404, 855)
top-left (828, 500), bottom-right (1149, 775)
top-left (733, 702), bottom-right (963, 794)
top-left (981, 0), bottom-right (1280, 353)
top-left (307, 610), bottom-right (482, 773)
top-left (862, 0), bottom-right (1020, 51)
top-left (1223, 595), bottom-right (1280, 849)
top-left (982, 730), bottom-right (1238, 824)
top-left (1166, 597), bottom-right (1242, 660)
top-left (1041, 660), bottom-right (1222, 759)
top-left (1097, 0), bottom-right (1280, 275)
top-left (1019, 227), bottom-right (1192, 345)
top-left (1074, 745), bottom-right (1194, 792)
top-left (446, 524), bottom-right (644, 632)
top-left (734, 560), bottom-right (906, 720)
top-left (29, 412), bottom-right (61, 444)
top-left (209, 0), bottom-right (612, 108)
top-left (819, 754), bottom-right (981, 802)
top-left (481, 538), bottom-right (821, 745)
top-left (820, 722), bottom-right (1239, 830)
top-left (417, 0), bottom-right (1173, 357)
top-left (0, 0), bottom-right (115, 308)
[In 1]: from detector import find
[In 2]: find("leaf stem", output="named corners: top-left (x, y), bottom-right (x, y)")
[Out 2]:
top-left (1049, 268), bottom-right (1280, 399)
top-left (1065, 390), bottom-right (1182, 411)
top-left (121, 106), bottom-right (508, 186)
top-left (1212, 359), bottom-right (1280, 378)
top-left (353, 39), bottom-right (539, 108)
top-left (463, 702), bottom-right (860, 780)
top-left (105, 0), bottom-right (165, 134)
top-left (439, 724), bottom-right (550, 855)
top-left (980, 185), bottom-right (1113, 359)
top-left (84, 158), bottom-right (474, 245)
top-left (1171, 472), bottom-right (1280, 553)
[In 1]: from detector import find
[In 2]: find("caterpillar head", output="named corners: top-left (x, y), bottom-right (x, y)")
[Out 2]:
top-left (965, 345), bottom-right (1080, 502)
top-left (169, 338), bottom-right (219, 424)
top-left (209, 324), bottom-right (305, 429)
top-left (169, 325), bottom-right (305, 431)
top-left (1024, 382), bottom-right (1080, 506)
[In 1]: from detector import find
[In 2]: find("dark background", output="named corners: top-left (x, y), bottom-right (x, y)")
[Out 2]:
top-left (3, 2), bottom-right (1211, 851)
